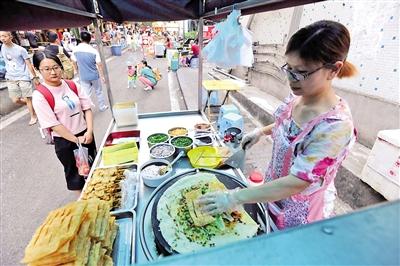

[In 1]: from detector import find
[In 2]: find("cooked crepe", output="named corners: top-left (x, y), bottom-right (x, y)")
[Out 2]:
top-left (185, 189), bottom-right (215, 226)
top-left (157, 173), bottom-right (259, 253)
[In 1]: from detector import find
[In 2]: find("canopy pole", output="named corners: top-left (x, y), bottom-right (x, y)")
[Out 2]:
top-left (92, 18), bottom-right (114, 118)
top-left (197, 18), bottom-right (204, 112)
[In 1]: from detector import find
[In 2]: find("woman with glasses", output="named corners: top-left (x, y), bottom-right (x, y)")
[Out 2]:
top-left (31, 51), bottom-right (96, 196)
top-left (199, 20), bottom-right (357, 229)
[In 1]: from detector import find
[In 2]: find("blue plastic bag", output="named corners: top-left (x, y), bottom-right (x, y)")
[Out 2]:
top-left (203, 9), bottom-right (253, 68)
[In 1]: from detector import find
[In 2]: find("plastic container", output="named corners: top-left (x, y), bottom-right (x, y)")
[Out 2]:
top-left (105, 130), bottom-right (140, 147)
top-left (154, 43), bottom-right (165, 57)
top-left (149, 143), bottom-right (175, 162)
top-left (140, 159), bottom-right (173, 188)
top-left (187, 146), bottom-right (223, 169)
top-left (194, 123), bottom-right (212, 132)
top-left (147, 133), bottom-right (169, 148)
top-left (171, 58), bottom-right (179, 71)
top-left (219, 112), bottom-right (244, 137)
top-left (190, 57), bottom-right (199, 68)
top-left (113, 101), bottom-right (138, 127)
top-left (217, 104), bottom-right (240, 129)
top-left (168, 127), bottom-right (188, 137)
top-left (170, 136), bottom-right (193, 155)
top-left (193, 134), bottom-right (215, 146)
top-left (111, 45), bottom-right (122, 56)
top-left (166, 49), bottom-right (178, 67)
top-left (247, 171), bottom-right (264, 187)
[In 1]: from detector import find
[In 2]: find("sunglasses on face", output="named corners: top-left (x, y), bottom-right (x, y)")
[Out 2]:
top-left (281, 63), bottom-right (336, 82)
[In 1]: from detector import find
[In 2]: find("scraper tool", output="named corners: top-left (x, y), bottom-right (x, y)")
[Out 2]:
top-left (224, 142), bottom-right (249, 171)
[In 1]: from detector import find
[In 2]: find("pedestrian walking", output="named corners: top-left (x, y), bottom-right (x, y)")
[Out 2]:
top-left (62, 30), bottom-right (73, 53)
top-left (199, 20), bottom-right (357, 230)
top-left (126, 31), bottom-right (133, 52)
top-left (132, 30), bottom-right (139, 51)
top-left (45, 31), bottom-right (74, 79)
top-left (0, 31), bottom-right (38, 125)
top-left (32, 50), bottom-right (96, 195)
top-left (71, 31), bottom-right (108, 112)
top-left (45, 31), bottom-right (70, 58)
top-left (24, 30), bottom-right (39, 49)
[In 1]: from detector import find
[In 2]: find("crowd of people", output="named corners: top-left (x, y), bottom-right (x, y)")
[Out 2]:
top-left (0, 20), bottom-right (200, 195)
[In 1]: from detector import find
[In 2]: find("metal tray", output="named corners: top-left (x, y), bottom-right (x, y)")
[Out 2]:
top-left (81, 163), bottom-right (139, 211)
top-left (111, 210), bottom-right (136, 266)
top-left (105, 130), bottom-right (141, 148)
top-left (139, 168), bottom-right (269, 260)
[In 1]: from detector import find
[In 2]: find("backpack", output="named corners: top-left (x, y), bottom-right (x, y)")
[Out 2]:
top-left (153, 68), bottom-right (162, 81)
top-left (36, 80), bottom-right (79, 144)
top-left (57, 46), bottom-right (74, 80)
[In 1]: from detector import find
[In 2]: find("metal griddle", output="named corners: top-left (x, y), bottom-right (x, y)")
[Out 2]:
top-left (149, 169), bottom-right (268, 256)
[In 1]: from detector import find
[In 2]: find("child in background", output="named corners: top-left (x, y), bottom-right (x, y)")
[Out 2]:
top-left (127, 62), bottom-right (137, 89)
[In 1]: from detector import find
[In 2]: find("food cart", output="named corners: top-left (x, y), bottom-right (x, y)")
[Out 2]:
top-left (3, 0), bottom-right (399, 265)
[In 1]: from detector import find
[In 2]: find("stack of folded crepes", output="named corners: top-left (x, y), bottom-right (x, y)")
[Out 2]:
top-left (21, 199), bottom-right (118, 266)
top-left (81, 167), bottom-right (126, 210)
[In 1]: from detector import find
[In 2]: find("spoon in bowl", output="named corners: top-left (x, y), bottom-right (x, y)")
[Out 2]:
top-left (159, 151), bottom-right (185, 175)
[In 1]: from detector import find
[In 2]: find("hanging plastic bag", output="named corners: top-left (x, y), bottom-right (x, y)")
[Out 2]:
top-left (203, 9), bottom-right (253, 68)
top-left (239, 26), bottom-right (254, 67)
top-left (73, 142), bottom-right (90, 176)
top-left (203, 10), bottom-right (242, 67)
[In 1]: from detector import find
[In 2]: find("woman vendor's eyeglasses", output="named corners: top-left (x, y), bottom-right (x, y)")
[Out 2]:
top-left (39, 65), bottom-right (62, 73)
top-left (281, 63), bottom-right (335, 82)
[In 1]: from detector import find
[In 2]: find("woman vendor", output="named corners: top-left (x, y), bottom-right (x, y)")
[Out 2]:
top-left (198, 20), bottom-right (357, 229)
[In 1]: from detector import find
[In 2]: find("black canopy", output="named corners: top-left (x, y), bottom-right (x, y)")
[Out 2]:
top-left (0, 0), bottom-right (95, 31)
top-left (0, 0), bottom-right (322, 30)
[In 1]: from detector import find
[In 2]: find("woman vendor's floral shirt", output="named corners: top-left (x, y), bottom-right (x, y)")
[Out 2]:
top-left (265, 96), bottom-right (356, 229)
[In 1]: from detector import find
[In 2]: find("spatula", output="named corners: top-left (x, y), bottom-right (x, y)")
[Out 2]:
top-left (223, 141), bottom-right (250, 170)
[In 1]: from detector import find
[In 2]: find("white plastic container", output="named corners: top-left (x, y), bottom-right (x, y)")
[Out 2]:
top-left (140, 159), bottom-right (173, 188)
top-left (154, 42), bottom-right (165, 57)
top-left (113, 101), bottom-right (138, 127)
top-left (219, 112), bottom-right (244, 137)
top-left (361, 129), bottom-right (400, 200)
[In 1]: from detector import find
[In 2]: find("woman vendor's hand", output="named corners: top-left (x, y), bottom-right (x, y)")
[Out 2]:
top-left (83, 131), bottom-right (93, 144)
top-left (197, 190), bottom-right (239, 216)
top-left (241, 128), bottom-right (263, 150)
